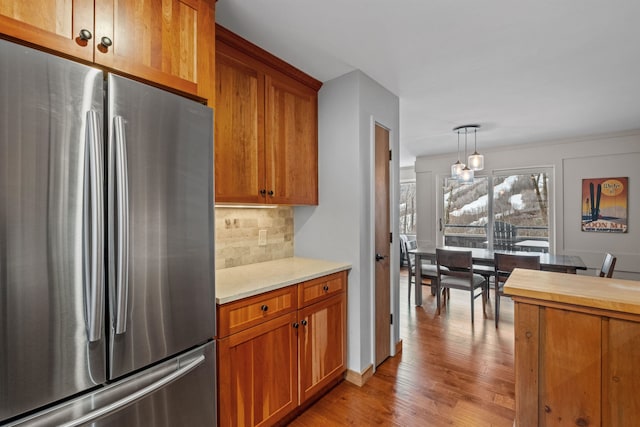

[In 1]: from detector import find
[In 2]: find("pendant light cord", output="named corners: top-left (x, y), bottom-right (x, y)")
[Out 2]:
top-left (474, 128), bottom-right (477, 152)
top-left (464, 128), bottom-right (468, 159)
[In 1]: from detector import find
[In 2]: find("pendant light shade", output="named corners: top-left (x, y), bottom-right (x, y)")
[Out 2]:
top-left (459, 166), bottom-right (474, 184)
top-left (468, 152), bottom-right (484, 171)
top-left (467, 126), bottom-right (484, 171)
top-left (451, 161), bottom-right (464, 178)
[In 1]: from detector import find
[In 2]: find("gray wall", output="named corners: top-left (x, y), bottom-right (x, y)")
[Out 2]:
top-left (400, 165), bottom-right (416, 182)
top-left (415, 131), bottom-right (640, 280)
top-left (294, 70), bottom-right (400, 376)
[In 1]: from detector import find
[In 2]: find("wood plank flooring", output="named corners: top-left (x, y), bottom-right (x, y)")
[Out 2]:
top-left (288, 269), bottom-right (516, 426)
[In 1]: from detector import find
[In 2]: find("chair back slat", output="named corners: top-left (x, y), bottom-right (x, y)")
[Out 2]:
top-left (599, 253), bottom-right (617, 278)
top-left (404, 240), bottom-right (415, 271)
top-left (436, 249), bottom-right (473, 280)
top-left (494, 253), bottom-right (540, 284)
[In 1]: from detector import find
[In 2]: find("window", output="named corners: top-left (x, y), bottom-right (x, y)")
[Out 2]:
top-left (442, 177), bottom-right (488, 248)
top-left (442, 168), bottom-right (552, 252)
top-left (400, 181), bottom-right (416, 234)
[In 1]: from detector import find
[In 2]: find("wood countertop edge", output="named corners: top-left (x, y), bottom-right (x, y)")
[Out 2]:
top-left (504, 269), bottom-right (640, 316)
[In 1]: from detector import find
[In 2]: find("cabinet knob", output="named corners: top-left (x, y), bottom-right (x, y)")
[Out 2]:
top-left (259, 189), bottom-right (267, 196)
top-left (292, 322), bottom-right (299, 329)
top-left (260, 304), bottom-right (269, 312)
top-left (268, 190), bottom-right (274, 197)
top-left (100, 36), bottom-right (113, 49)
top-left (79, 29), bottom-right (93, 41)
top-left (301, 319), bottom-right (308, 326)
top-left (323, 285), bottom-right (329, 292)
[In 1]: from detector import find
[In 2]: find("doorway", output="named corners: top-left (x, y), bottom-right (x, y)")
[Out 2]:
top-left (374, 123), bottom-right (391, 367)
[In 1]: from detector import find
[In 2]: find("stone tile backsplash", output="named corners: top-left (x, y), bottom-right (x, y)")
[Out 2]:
top-left (214, 207), bottom-right (293, 269)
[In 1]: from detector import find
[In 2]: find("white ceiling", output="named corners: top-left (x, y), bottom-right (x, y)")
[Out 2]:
top-left (216, 0), bottom-right (640, 167)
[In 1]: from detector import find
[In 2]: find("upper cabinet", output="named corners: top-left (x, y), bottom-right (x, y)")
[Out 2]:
top-left (0, 0), bottom-right (216, 105)
top-left (215, 25), bottom-right (321, 205)
top-left (0, 1), bottom-right (95, 61)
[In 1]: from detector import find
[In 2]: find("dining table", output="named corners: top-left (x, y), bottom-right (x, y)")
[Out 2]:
top-left (408, 246), bottom-right (587, 306)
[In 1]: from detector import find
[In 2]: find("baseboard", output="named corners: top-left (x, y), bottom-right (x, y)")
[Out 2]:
top-left (344, 364), bottom-right (374, 387)
top-left (395, 339), bottom-right (403, 355)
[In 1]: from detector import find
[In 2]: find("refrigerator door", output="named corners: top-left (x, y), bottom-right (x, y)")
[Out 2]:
top-left (107, 74), bottom-right (215, 379)
top-left (5, 341), bottom-right (216, 427)
top-left (0, 40), bottom-right (106, 422)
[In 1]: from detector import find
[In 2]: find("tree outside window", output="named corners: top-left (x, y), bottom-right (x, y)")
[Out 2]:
top-left (400, 181), bottom-right (416, 234)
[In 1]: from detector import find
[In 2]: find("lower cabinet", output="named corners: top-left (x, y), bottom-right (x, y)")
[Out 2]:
top-left (298, 292), bottom-right (346, 404)
top-left (217, 271), bottom-right (348, 427)
top-left (513, 301), bottom-right (640, 427)
top-left (218, 312), bottom-right (298, 427)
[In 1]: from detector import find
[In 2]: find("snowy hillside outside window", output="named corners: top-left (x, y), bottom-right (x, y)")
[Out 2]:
top-left (442, 168), bottom-right (552, 252)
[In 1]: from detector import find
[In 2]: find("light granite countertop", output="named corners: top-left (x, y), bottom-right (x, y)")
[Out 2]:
top-left (215, 257), bottom-right (352, 304)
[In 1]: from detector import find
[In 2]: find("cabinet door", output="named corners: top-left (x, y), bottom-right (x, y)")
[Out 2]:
top-left (265, 73), bottom-right (318, 205)
top-left (604, 318), bottom-right (640, 426)
top-left (298, 293), bottom-right (346, 404)
top-left (540, 309), bottom-right (601, 427)
top-left (0, 0), bottom-right (94, 62)
top-left (94, 0), bottom-right (215, 102)
top-left (214, 44), bottom-right (266, 204)
top-left (218, 312), bottom-right (297, 427)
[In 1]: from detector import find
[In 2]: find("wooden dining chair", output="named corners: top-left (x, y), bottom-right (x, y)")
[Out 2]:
top-left (404, 239), bottom-right (439, 302)
top-left (494, 253), bottom-right (540, 327)
top-left (436, 249), bottom-right (487, 324)
top-left (399, 234), bottom-right (409, 267)
top-left (598, 253), bottom-right (617, 278)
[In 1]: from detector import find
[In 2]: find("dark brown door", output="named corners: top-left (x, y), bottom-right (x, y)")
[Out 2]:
top-left (374, 124), bottom-right (391, 367)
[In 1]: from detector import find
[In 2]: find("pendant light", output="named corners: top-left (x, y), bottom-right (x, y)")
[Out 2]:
top-left (467, 125), bottom-right (484, 171)
top-left (451, 130), bottom-right (464, 179)
top-left (459, 127), bottom-right (474, 184)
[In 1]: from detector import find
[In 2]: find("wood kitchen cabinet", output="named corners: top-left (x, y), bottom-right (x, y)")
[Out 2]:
top-left (218, 311), bottom-right (298, 427)
top-left (505, 269), bottom-right (640, 427)
top-left (217, 271), bottom-right (348, 426)
top-left (217, 286), bottom-right (298, 427)
top-left (265, 73), bottom-right (318, 205)
top-left (0, 0), bottom-right (216, 104)
top-left (298, 292), bottom-right (346, 404)
top-left (297, 272), bottom-right (347, 404)
top-left (215, 25), bottom-right (321, 205)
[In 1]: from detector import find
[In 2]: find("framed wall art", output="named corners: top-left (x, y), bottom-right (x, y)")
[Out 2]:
top-left (581, 177), bottom-right (628, 233)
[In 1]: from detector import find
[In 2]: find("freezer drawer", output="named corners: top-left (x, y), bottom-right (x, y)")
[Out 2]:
top-left (6, 341), bottom-right (217, 427)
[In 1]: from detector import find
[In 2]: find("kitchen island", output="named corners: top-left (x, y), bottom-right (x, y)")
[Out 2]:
top-left (504, 269), bottom-right (640, 427)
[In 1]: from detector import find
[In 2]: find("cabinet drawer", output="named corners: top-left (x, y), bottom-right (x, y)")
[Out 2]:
top-left (217, 285), bottom-right (296, 338)
top-left (298, 271), bottom-right (346, 308)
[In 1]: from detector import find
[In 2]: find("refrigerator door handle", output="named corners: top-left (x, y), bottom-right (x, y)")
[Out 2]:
top-left (58, 354), bottom-right (206, 427)
top-left (113, 115), bottom-right (130, 335)
top-left (85, 110), bottom-right (104, 343)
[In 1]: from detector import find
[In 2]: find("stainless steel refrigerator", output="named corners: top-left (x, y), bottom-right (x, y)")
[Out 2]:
top-left (0, 39), bottom-right (216, 426)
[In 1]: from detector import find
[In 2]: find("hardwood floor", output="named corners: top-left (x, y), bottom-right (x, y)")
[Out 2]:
top-left (288, 269), bottom-right (516, 426)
